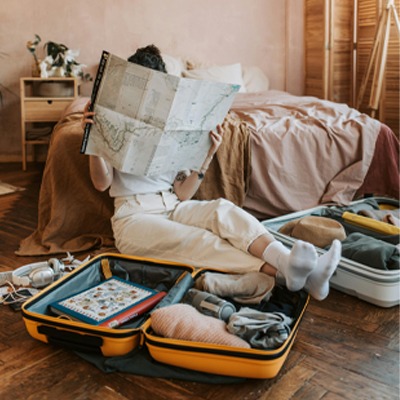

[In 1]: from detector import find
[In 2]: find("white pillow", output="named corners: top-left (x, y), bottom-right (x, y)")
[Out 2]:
top-left (242, 66), bottom-right (270, 92)
top-left (162, 54), bottom-right (186, 76)
top-left (183, 63), bottom-right (246, 93)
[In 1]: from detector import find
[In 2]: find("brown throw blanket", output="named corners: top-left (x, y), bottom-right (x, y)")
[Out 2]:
top-left (194, 112), bottom-right (251, 206)
top-left (17, 113), bottom-right (115, 256)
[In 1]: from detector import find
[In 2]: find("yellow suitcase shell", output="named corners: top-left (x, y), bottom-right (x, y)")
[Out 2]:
top-left (22, 253), bottom-right (309, 378)
top-left (144, 293), bottom-right (309, 379)
top-left (22, 253), bottom-right (195, 357)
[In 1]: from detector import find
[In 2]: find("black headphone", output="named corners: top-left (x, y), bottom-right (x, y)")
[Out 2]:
top-left (11, 259), bottom-right (64, 288)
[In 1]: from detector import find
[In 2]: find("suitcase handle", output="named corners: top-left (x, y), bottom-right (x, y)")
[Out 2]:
top-left (38, 325), bottom-right (103, 353)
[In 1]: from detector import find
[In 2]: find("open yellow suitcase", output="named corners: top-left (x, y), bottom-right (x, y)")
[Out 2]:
top-left (21, 253), bottom-right (309, 379)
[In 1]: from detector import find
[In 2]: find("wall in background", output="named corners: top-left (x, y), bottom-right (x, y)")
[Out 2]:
top-left (0, 0), bottom-right (304, 162)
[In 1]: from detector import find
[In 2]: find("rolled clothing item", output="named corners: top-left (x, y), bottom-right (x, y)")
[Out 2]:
top-left (227, 307), bottom-right (293, 349)
top-left (194, 271), bottom-right (275, 304)
top-left (341, 232), bottom-right (400, 270)
top-left (151, 303), bottom-right (250, 348)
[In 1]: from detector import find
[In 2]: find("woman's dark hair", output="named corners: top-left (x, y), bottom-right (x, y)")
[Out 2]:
top-left (128, 44), bottom-right (167, 73)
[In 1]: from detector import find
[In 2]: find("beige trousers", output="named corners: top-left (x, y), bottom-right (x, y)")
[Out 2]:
top-left (111, 192), bottom-right (272, 273)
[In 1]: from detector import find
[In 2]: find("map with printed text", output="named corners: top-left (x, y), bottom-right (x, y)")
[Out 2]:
top-left (81, 51), bottom-right (240, 176)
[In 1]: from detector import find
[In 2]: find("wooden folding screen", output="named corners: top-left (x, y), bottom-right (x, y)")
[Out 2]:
top-left (356, 0), bottom-right (399, 135)
top-left (305, 0), bottom-right (399, 135)
top-left (304, 0), bottom-right (353, 104)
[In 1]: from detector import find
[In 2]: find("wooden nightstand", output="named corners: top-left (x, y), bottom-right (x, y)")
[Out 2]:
top-left (20, 77), bottom-right (79, 170)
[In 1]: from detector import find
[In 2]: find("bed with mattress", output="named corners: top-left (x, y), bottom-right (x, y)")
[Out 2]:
top-left (17, 56), bottom-right (399, 257)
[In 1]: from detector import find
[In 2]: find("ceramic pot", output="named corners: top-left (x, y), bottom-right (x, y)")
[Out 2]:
top-left (35, 81), bottom-right (74, 97)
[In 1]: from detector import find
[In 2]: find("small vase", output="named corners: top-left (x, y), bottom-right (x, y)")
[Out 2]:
top-left (32, 60), bottom-right (41, 77)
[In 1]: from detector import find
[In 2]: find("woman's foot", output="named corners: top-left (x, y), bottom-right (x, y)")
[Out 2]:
top-left (263, 240), bottom-right (317, 291)
top-left (304, 239), bottom-right (342, 300)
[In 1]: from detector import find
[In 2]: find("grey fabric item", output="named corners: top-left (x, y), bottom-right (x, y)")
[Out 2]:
top-left (344, 198), bottom-right (382, 213)
top-left (341, 233), bottom-right (400, 270)
top-left (76, 346), bottom-right (245, 383)
top-left (195, 272), bottom-right (275, 304)
top-left (227, 307), bottom-right (293, 349)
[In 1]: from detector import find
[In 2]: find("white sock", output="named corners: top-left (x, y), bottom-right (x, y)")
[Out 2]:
top-left (262, 240), bottom-right (317, 291)
top-left (304, 239), bottom-right (341, 301)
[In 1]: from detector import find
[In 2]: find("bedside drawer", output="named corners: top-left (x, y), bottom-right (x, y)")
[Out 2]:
top-left (24, 100), bottom-right (72, 122)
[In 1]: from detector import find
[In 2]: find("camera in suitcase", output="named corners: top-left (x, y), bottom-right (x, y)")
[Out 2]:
top-left (21, 253), bottom-right (309, 379)
top-left (262, 196), bottom-right (400, 308)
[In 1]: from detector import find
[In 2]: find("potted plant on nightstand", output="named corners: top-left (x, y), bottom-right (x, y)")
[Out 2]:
top-left (26, 34), bottom-right (92, 96)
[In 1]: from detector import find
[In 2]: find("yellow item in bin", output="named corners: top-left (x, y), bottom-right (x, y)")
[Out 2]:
top-left (342, 212), bottom-right (400, 235)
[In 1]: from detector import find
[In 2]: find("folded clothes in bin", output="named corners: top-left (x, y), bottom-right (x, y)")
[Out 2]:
top-left (341, 233), bottom-right (399, 271)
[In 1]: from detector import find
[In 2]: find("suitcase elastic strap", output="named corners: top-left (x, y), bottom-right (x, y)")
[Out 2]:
top-left (101, 259), bottom-right (113, 279)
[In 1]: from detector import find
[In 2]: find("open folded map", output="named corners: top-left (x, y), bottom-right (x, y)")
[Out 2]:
top-left (81, 51), bottom-right (240, 176)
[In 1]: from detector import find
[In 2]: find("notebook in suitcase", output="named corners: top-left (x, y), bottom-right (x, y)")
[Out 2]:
top-left (22, 254), bottom-right (194, 356)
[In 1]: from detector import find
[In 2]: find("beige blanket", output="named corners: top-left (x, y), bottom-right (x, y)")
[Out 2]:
top-left (231, 91), bottom-right (386, 218)
top-left (17, 91), bottom-right (398, 256)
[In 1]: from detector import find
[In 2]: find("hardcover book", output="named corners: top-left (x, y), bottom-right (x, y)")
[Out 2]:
top-left (49, 277), bottom-right (166, 328)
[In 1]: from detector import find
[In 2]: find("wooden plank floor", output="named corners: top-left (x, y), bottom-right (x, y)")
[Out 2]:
top-left (0, 162), bottom-right (399, 400)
